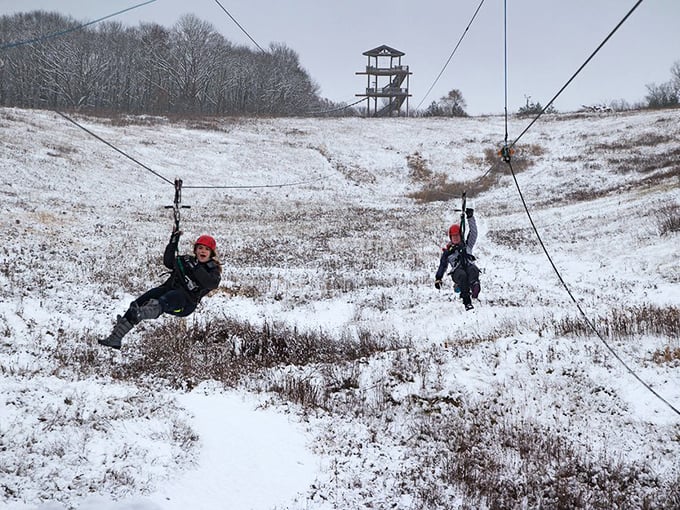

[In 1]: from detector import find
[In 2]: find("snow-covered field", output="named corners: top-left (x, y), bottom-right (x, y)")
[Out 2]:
top-left (0, 106), bottom-right (678, 509)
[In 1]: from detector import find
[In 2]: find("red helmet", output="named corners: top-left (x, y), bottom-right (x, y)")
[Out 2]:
top-left (194, 235), bottom-right (217, 252)
top-left (448, 224), bottom-right (461, 237)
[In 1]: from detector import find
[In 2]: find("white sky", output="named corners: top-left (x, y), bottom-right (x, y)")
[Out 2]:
top-left (2, 0), bottom-right (679, 114)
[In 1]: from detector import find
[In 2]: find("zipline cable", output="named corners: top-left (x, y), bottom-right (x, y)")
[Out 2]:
top-left (55, 109), bottom-right (327, 190)
top-left (0, 0), bottom-right (156, 50)
top-left (55, 110), bottom-right (174, 185)
top-left (508, 0), bottom-right (645, 149)
top-left (505, 158), bottom-right (680, 417)
top-left (499, 0), bottom-right (679, 417)
top-left (212, 0), bottom-right (266, 53)
top-left (210, 0), bottom-right (364, 117)
top-left (503, 0), bottom-right (509, 146)
top-left (307, 97), bottom-right (367, 116)
top-left (461, 0), bottom-right (646, 191)
top-left (416, 0), bottom-right (486, 111)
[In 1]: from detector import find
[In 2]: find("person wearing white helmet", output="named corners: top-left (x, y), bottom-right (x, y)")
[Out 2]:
top-left (99, 230), bottom-right (222, 349)
top-left (434, 208), bottom-right (480, 311)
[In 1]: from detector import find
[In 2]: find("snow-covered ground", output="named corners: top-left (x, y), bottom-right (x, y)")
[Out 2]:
top-left (0, 107), bottom-right (678, 509)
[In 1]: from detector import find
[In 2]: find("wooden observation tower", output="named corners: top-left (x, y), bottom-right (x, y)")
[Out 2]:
top-left (356, 45), bottom-right (412, 117)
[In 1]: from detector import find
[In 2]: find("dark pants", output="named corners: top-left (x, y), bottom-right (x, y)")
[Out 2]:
top-left (124, 285), bottom-right (196, 324)
top-left (451, 264), bottom-right (480, 305)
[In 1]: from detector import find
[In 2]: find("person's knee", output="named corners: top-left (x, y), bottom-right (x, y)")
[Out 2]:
top-left (158, 293), bottom-right (195, 316)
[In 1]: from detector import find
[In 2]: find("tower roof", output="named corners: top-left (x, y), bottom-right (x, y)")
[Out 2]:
top-left (362, 45), bottom-right (405, 57)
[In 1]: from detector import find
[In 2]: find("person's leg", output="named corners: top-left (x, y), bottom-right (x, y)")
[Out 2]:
top-left (157, 290), bottom-right (196, 317)
top-left (467, 265), bottom-right (481, 298)
top-left (99, 314), bottom-right (133, 349)
top-left (123, 287), bottom-right (166, 323)
top-left (100, 287), bottom-right (165, 349)
top-left (451, 267), bottom-right (473, 309)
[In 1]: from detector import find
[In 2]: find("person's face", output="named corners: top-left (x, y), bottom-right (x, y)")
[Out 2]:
top-left (449, 232), bottom-right (461, 244)
top-left (195, 244), bottom-right (212, 263)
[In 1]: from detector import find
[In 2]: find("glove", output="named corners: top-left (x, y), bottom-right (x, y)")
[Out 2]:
top-left (180, 255), bottom-right (197, 271)
top-left (465, 208), bottom-right (474, 219)
top-left (434, 280), bottom-right (442, 290)
top-left (170, 228), bottom-right (182, 244)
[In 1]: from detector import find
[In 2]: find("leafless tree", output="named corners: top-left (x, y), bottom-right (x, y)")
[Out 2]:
top-left (0, 11), bottom-right (327, 116)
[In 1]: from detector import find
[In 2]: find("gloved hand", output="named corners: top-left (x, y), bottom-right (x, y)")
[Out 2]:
top-left (179, 255), bottom-right (197, 271)
top-left (465, 208), bottom-right (474, 219)
top-left (170, 228), bottom-right (182, 244)
top-left (434, 279), bottom-right (442, 290)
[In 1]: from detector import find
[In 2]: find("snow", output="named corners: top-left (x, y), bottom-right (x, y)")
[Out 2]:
top-left (1, 106), bottom-right (679, 509)
top-left (146, 388), bottom-right (318, 510)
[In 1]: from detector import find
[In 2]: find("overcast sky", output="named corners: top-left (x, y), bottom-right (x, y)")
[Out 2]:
top-left (3, 0), bottom-right (679, 115)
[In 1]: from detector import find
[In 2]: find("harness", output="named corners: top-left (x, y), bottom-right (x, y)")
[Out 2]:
top-left (446, 243), bottom-right (476, 274)
top-left (163, 178), bottom-right (198, 299)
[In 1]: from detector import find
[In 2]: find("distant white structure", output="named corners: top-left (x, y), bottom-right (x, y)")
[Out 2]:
top-left (580, 104), bottom-right (614, 113)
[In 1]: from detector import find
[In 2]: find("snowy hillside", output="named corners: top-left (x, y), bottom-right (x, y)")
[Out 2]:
top-left (0, 106), bottom-right (679, 509)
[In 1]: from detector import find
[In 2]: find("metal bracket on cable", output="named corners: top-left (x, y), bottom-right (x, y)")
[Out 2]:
top-left (164, 178), bottom-right (190, 232)
top-left (499, 145), bottom-right (515, 163)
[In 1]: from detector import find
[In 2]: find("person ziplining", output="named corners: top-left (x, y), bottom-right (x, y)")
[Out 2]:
top-left (99, 179), bottom-right (222, 350)
top-left (434, 193), bottom-right (481, 311)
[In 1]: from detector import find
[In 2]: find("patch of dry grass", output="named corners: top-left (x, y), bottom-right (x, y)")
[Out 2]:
top-left (407, 144), bottom-right (545, 203)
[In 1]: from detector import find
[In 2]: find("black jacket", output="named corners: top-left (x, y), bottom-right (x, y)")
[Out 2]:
top-left (162, 239), bottom-right (221, 303)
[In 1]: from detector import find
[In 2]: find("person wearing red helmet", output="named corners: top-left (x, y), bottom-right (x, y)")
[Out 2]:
top-left (99, 229), bottom-right (222, 349)
top-left (434, 208), bottom-right (481, 311)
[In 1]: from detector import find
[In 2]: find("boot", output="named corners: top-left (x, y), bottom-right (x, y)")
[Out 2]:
top-left (462, 292), bottom-right (474, 311)
top-left (129, 299), bottom-right (163, 324)
top-left (99, 315), bottom-right (133, 350)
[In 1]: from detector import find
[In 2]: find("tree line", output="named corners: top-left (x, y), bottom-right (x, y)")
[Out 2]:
top-left (2, 11), bottom-right (677, 118)
top-left (0, 11), bottom-right (341, 116)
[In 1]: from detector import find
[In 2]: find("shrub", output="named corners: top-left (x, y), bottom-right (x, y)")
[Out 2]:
top-left (115, 316), bottom-right (409, 389)
top-left (659, 204), bottom-right (680, 235)
top-left (556, 305), bottom-right (679, 340)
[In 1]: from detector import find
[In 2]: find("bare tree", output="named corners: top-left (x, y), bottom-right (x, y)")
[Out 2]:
top-left (0, 10), bottom-right (326, 116)
top-left (670, 60), bottom-right (680, 92)
top-left (440, 89), bottom-right (468, 117)
top-left (645, 81), bottom-right (679, 109)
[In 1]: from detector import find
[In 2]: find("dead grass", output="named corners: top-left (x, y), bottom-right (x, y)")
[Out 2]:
top-left (658, 203), bottom-right (680, 235)
top-left (607, 147), bottom-right (680, 175)
top-left (115, 316), bottom-right (410, 389)
top-left (486, 226), bottom-right (536, 249)
top-left (557, 304), bottom-right (679, 339)
top-left (406, 151), bottom-right (434, 181)
top-left (414, 408), bottom-right (679, 509)
top-left (407, 144), bottom-right (545, 203)
top-left (652, 345), bottom-right (680, 365)
top-left (593, 132), bottom-right (676, 151)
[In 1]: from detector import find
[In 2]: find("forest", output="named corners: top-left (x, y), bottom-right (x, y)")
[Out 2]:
top-left (0, 11), bottom-right (334, 116)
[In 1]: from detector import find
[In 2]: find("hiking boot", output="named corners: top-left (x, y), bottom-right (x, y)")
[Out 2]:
top-left (462, 292), bottom-right (473, 310)
top-left (99, 315), bottom-right (133, 349)
top-left (471, 281), bottom-right (481, 299)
